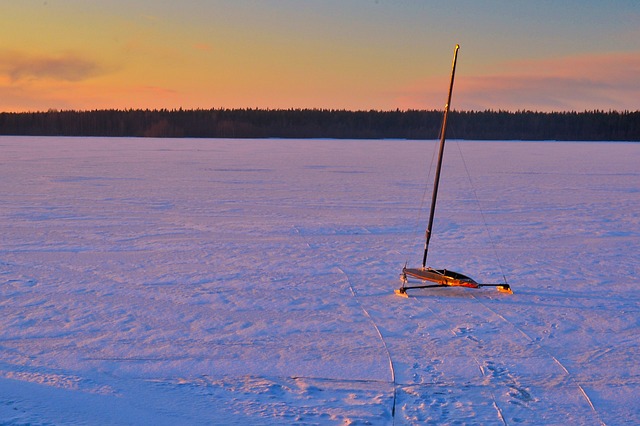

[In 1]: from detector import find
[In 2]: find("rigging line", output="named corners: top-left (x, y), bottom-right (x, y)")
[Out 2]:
top-left (404, 139), bottom-right (439, 266)
top-left (454, 141), bottom-right (509, 284)
top-left (335, 266), bottom-right (397, 422)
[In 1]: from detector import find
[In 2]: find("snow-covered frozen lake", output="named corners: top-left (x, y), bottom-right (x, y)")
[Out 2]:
top-left (1, 136), bottom-right (638, 425)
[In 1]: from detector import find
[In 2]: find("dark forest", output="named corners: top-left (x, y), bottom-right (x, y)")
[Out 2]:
top-left (1, 109), bottom-right (638, 141)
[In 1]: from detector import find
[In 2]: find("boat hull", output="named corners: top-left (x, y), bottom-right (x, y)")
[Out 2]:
top-left (402, 267), bottom-right (479, 288)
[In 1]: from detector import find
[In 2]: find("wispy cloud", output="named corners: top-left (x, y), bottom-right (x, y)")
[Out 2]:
top-left (0, 51), bottom-right (106, 82)
top-left (457, 52), bottom-right (640, 111)
top-left (400, 52), bottom-right (640, 111)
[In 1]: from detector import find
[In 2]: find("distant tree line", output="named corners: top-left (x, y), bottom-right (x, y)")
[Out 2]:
top-left (0, 109), bottom-right (638, 141)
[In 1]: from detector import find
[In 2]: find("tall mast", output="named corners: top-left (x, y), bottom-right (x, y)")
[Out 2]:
top-left (422, 44), bottom-right (460, 269)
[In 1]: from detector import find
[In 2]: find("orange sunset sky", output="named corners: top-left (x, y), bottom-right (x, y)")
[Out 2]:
top-left (1, 0), bottom-right (638, 112)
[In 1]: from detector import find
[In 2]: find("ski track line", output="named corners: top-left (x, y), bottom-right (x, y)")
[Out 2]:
top-left (470, 294), bottom-right (607, 426)
top-left (292, 226), bottom-right (396, 420)
top-left (473, 357), bottom-right (508, 426)
top-left (335, 266), bottom-right (397, 423)
top-left (290, 225), bottom-right (311, 249)
top-left (405, 293), bottom-right (508, 426)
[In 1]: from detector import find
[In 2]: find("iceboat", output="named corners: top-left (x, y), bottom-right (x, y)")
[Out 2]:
top-left (396, 44), bottom-right (512, 297)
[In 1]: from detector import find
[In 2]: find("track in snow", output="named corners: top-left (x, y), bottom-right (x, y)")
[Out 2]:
top-left (1, 137), bottom-right (638, 425)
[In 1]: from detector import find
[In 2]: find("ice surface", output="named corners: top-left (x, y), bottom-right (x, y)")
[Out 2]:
top-left (1, 136), bottom-right (638, 424)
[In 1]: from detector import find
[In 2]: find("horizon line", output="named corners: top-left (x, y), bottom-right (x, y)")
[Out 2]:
top-left (2, 107), bottom-right (638, 115)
